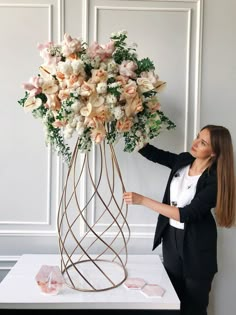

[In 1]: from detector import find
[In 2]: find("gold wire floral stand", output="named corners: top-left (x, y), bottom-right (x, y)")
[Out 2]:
top-left (57, 139), bottom-right (130, 292)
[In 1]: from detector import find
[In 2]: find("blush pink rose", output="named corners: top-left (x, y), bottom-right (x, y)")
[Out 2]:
top-left (37, 42), bottom-right (61, 66)
top-left (87, 41), bottom-right (115, 61)
top-left (61, 33), bottom-right (82, 57)
top-left (119, 61), bottom-right (137, 79)
top-left (22, 76), bottom-right (43, 96)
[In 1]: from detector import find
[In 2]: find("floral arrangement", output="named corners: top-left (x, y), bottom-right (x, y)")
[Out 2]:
top-left (18, 30), bottom-right (176, 163)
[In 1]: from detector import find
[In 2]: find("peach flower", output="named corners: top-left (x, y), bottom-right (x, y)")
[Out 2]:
top-left (56, 71), bottom-right (65, 80)
top-left (125, 95), bottom-right (143, 117)
top-left (147, 97), bottom-right (161, 112)
top-left (46, 94), bottom-right (61, 111)
top-left (122, 81), bottom-right (138, 100)
top-left (58, 88), bottom-right (70, 100)
top-left (91, 69), bottom-right (108, 83)
top-left (116, 117), bottom-right (134, 132)
top-left (52, 119), bottom-right (67, 128)
top-left (90, 122), bottom-right (106, 143)
top-left (116, 75), bottom-right (129, 87)
top-left (80, 82), bottom-right (95, 97)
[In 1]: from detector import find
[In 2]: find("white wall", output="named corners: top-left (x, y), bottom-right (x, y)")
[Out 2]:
top-left (0, 1), bottom-right (235, 314)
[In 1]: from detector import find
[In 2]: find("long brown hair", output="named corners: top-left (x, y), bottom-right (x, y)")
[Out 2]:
top-left (202, 125), bottom-right (236, 227)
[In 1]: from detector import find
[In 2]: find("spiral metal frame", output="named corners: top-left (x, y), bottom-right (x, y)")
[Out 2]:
top-left (57, 138), bottom-right (130, 292)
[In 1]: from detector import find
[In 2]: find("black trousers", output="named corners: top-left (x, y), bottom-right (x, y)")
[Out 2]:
top-left (162, 224), bottom-right (213, 315)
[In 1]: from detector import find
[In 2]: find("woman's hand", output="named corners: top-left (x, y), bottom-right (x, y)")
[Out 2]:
top-left (124, 191), bottom-right (180, 221)
top-left (123, 192), bottom-right (144, 205)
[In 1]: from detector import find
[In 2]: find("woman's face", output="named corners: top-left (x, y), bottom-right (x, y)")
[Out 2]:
top-left (190, 128), bottom-right (214, 159)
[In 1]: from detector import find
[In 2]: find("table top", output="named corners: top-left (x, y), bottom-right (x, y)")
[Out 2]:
top-left (0, 254), bottom-right (180, 310)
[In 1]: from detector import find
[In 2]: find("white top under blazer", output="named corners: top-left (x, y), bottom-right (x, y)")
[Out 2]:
top-left (169, 164), bottom-right (201, 229)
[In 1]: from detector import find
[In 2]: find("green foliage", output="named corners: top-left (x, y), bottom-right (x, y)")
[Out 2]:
top-left (18, 91), bottom-right (29, 107)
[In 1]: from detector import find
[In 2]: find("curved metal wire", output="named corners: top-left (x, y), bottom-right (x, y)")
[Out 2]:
top-left (57, 139), bottom-right (130, 292)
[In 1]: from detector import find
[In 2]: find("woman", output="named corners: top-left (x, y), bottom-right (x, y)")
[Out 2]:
top-left (123, 125), bottom-right (235, 315)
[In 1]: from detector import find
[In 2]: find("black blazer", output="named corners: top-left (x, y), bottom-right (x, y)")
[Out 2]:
top-left (139, 143), bottom-right (218, 279)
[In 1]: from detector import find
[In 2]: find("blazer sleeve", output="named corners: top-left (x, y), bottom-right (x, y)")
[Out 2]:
top-left (138, 143), bottom-right (178, 169)
top-left (178, 173), bottom-right (217, 223)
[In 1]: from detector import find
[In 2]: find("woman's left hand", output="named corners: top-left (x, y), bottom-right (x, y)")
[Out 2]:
top-left (123, 192), bottom-right (144, 205)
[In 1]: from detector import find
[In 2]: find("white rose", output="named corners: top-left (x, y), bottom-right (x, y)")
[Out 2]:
top-left (76, 125), bottom-right (85, 136)
top-left (113, 106), bottom-right (124, 120)
top-left (75, 115), bottom-right (84, 122)
top-left (99, 62), bottom-right (107, 70)
top-left (106, 94), bottom-right (117, 105)
top-left (90, 56), bottom-right (101, 68)
top-left (145, 126), bottom-right (150, 134)
top-left (107, 60), bottom-right (118, 73)
top-left (71, 101), bottom-right (82, 113)
top-left (71, 59), bottom-right (85, 75)
top-left (63, 125), bottom-right (74, 139)
top-left (96, 82), bottom-right (107, 94)
top-left (135, 130), bottom-right (142, 137)
top-left (57, 60), bottom-right (73, 77)
top-left (69, 118), bottom-right (77, 128)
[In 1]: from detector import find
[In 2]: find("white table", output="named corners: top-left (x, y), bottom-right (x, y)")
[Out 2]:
top-left (0, 254), bottom-right (180, 311)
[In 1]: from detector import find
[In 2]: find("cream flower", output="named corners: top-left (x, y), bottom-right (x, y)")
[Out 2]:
top-left (106, 94), bottom-right (117, 105)
top-left (24, 96), bottom-right (42, 112)
top-left (113, 106), bottom-right (124, 120)
top-left (140, 70), bottom-right (159, 85)
top-left (71, 59), bottom-right (85, 75)
top-left (42, 79), bottom-right (59, 95)
top-left (58, 88), bottom-right (70, 100)
top-left (136, 77), bottom-right (154, 93)
top-left (80, 103), bottom-right (93, 117)
top-left (46, 94), bottom-right (61, 111)
top-left (71, 100), bottom-right (82, 113)
top-left (96, 82), bottom-right (107, 94)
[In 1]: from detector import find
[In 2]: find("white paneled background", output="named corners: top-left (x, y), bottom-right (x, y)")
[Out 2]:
top-left (0, 1), bottom-right (235, 314)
